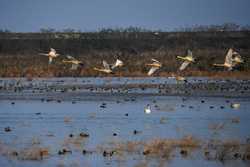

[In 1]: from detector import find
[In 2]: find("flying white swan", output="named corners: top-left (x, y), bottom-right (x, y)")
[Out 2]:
top-left (146, 59), bottom-right (162, 76)
top-left (63, 55), bottom-right (83, 70)
top-left (213, 48), bottom-right (243, 71)
top-left (94, 60), bottom-right (113, 74)
top-left (111, 59), bottom-right (124, 69)
top-left (39, 48), bottom-right (59, 64)
top-left (177, 50), bottom-right (195, 71)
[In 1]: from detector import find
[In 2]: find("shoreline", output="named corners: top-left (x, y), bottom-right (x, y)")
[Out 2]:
top-left (1, 77), bottom-right (250, 100)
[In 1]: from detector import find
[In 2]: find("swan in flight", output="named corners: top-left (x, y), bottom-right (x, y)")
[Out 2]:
top-left (146, 59), bottom-right (162, 76)
top-left (63, 55), bottom-right (83, 70)
top-left (177, 50), bottom-right (195, 71)
top-left (213, 48), bottom-right (243, 71)
top-left (39, 48), bottom-right (59, 64)
top-left (94, 60), bottom-right (113, 74)
top-left (111, 59), bottom-right (124, 69)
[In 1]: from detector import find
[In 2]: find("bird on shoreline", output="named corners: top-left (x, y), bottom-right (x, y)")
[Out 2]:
top-left (39, 48), bottom-right (60, 64)
top-left (62, 55), bottom-right (83, 70)
top-left (213, 48), bottom-right (243, 71)
top-left (177, 50), bottom-right (195, 71)
top-left (146, 59), bottom-right (162, 76)
top-left (94, 60), bottom-right (113, 74)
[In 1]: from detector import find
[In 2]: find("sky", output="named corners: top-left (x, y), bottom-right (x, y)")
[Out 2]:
top-left (0, 0), bottom-right (250, 32)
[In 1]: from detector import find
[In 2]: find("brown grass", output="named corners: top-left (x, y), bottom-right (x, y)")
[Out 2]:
top-left (18, 147), bottom-right (49, 160)
top-left (62, 135), bottom-right (87, 151)
top-left (0, 47), bottom-right (249, 78)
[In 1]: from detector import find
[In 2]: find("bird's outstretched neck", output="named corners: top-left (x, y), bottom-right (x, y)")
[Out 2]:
top-left (177, 56), bottom-right (185, 60)
top-left (213, 63), bottom-right (225, 67)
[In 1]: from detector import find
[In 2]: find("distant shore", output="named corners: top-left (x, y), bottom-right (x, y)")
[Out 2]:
top-left (0, 77), bottom-right (250, 100)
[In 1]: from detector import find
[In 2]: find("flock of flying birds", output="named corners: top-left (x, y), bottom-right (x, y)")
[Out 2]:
top-left (39, 48), bottom-right (244, 76)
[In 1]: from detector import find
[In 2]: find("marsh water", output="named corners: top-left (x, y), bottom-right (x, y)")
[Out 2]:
top-left (0, 77), bottom-right (250, 167)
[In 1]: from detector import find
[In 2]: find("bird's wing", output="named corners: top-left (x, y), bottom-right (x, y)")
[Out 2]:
top-left (225, 49), bottom-right (233, 65)
top-left (187, 50), bottom-right (193, 57)
top-left (66, 55), bottom-right (76, 60)
top-left (49, 57), bottom-right (53, 64)
top-left (148, 66), bottom-right (159, 76)
top-left (179, 61), bottom-right (190, 71)
top-left (39, 53), bottom-right (48, 56)
top-left (111, 59), bottom-right (123, 69)
top-left (103, 60), bottom-right (110, 70)
top-left (151, 59), bottom-right (160, 63)
top-left (71, 64), bottom-right (78, 70)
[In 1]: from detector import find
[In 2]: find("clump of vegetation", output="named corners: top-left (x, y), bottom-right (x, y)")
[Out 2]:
top-left (143, 136), bottom-right (200, 159)
top-left (18, 147), bottom-right (49, 160)
top-left (0, 141), bottom-right (49, 161)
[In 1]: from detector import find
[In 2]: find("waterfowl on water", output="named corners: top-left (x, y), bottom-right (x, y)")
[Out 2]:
top-left (231, 103), bottom-right (240, 109)
top-left (146, 59), bottom-right (162, 76)
top-left (144, 104), bottom-right (151, 114)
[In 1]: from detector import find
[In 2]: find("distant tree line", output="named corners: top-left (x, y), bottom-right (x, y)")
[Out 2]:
top-left (174, 23), bottom-right (250, 32)
top-left (1, 23), bottom-right (250, 34)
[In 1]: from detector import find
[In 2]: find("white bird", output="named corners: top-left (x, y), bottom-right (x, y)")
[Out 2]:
top-left (111, 59), bottom-right (124, 69)
top-left (94, 60), bottom-right (113, 74)
top-left (213, 48), bottom-right (242, 71)
top-left (39, 48), bottom-right (60, 64)
top-left (177, 50), bottom-right (195, 71)
top-left (144, 104), bottom-right (151, 114)
top-left (146, 59), bottom-right (162, 76)
top-left (231, 103), bottom-right (240, 109)
top-left (63, 55), bottom-right (83, 70)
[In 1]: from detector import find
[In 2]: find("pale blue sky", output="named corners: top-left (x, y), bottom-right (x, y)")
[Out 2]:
top-left (0, 0), bottom-right (249, 32)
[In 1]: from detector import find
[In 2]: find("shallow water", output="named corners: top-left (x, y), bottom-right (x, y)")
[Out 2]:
top-left (0, 94), bottom-right (250, 167)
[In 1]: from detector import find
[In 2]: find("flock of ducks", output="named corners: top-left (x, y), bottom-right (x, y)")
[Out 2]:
top-left (39, 48), bottom-right (244, 76)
